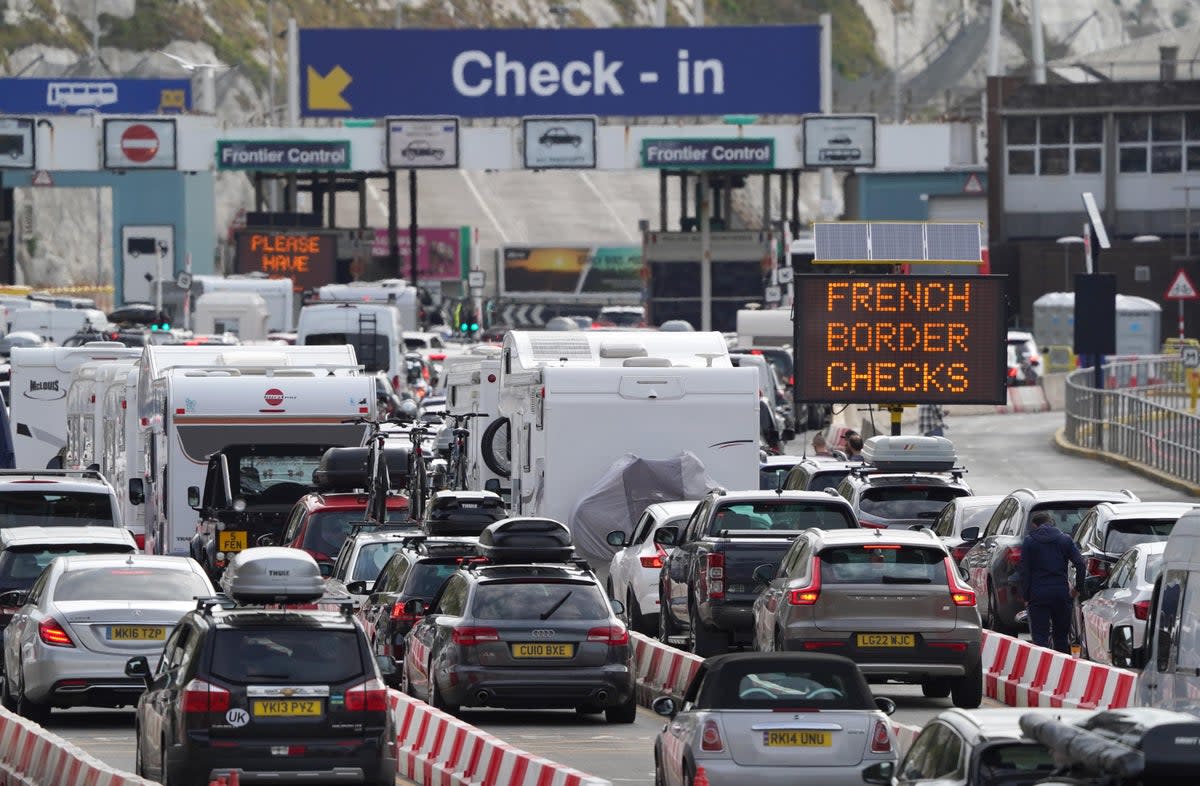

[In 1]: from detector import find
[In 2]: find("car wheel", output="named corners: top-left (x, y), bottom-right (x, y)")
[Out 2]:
top-left (431, 680), bottom-right (459, 717)
top-left (134, 725), bottom-right (144, 777)
top-left (658, 592), bottom-right (679, 643)
top-left (15, 669), bottom-right (48, 724)
top-left (951, 660), bottom-right (983, 709)
top-left (773, 626), bottom-right (786, 652)
top-left (0, 668), bottom-right (14, 711)
top-left (985, 585), bottom-right (1012, 634)
top-left (605, 577), bottom-right (616, 600)
top-left (688, 604), bottom-right (725, 657)
top-left (654, 750), bottom-right (667, 786)
top-left (629, 589), bottom-right (654, 636)
top-left (605, 691), bottom-right (637, 724)
top-left (921, 679), bottom-right (952, 699)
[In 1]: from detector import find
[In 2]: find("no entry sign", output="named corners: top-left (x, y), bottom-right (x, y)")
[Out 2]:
top-left (103, 118), bottom-right (176, 169)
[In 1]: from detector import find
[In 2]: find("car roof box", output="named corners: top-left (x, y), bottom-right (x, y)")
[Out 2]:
top-left (861, 435), bottom-right (958, 472)
top-left (220, 547), bottom-right (325, 603)
top-left (313, 446), bottom-right (410, 492)
top-left (477, 517), bottom-right (573, 563)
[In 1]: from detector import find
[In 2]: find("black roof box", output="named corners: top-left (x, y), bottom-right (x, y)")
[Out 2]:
top-left (313, 446), bottom-right (411, 492)
top-left (425, 491), bottom-right (508, 537)
top-left (478, 517), bottom-right (573, 563)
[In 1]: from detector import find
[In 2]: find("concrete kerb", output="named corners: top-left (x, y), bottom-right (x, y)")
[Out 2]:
top-left (1052, 427), bottom-right (1200, 497)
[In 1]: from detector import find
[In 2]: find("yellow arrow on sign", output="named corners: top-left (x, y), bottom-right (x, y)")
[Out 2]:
top-left (307, 65), bottom-right (352, 111)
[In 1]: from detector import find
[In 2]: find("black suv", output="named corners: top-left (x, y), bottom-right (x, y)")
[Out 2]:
top-left (126, 548), bottom-right (397, 786)
top-left (401, 518), bottom-right (636, 722)
top-left (359, 536), bottom-right (479, 684)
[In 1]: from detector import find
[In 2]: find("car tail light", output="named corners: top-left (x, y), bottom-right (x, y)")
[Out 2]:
top-left (344, 677), bottom-right (388, 712)
top-left (1086, 558), bottom-right (1109, 578)
top-left (701, 720), bottom-right (724, 751)
top-left (38, 618), bottom-right (74, 648)
top-left (706, 553), bottom-right (725, 600)
top-left (640, 544), bottom-right (667, 569)
top-left (390, 601), bottom-right (420, 622)
top-left (928, 641), bottom-right (968, 652)
top-left (951, 544), bottom-right (971, 563)
top-left (452, 627), bottom-right (500, 647)
top-left (182, 678), bottom-right (231, 713)
top-left (1134, 600), bottom-right (1150, 621)
top-left (133, 533), bottom-right (145, 551)
top-left (944, 558), bottom-right (976, 606)
top-left (870, 720), bottom-right (892, 753)
top-left (802, 640), bottom-right (844, 650)
top-left (1008, 367), bottom-right (1018, 378)
top-left (303, 549), bottom-right (332, 564)
top-left (859, 521), bottom-right (887, 530)
top-left (587, 625), bottom-right (629, 646)
top-left (392, 375), bottom-right (401, 391)
top-left (788, 561), bottom-right (822, 605)
top-left (1004, 546), bottom-right (1022, 567)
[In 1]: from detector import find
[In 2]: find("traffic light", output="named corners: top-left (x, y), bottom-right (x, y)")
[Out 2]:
top-left (459, 311), bottom-right (478, 335)
top-left (149, 322), bottom-right (171, 332)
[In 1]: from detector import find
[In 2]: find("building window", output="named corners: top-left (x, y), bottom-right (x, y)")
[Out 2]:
top-left (1188, 145), bottom-right (1200, 172)
top-left (1006, 115), bottom-right (1103, 176)
top-left (1119, 112), bottom-right (1188, 173)
top-left (1120, 147), bottom-right (1148, 173)
top-left (1153, 145), bottom-right (1183, 173)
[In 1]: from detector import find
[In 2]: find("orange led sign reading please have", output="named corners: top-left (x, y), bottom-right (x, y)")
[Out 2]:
top-left (794, 276), bottom-right (1006, 405)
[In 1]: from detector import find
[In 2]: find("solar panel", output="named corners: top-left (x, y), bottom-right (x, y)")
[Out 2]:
top-left (814, 223), bottom-right (869, 262)
top-left (926, 223), bottom-right (983, 261)
top-left (869, 223), bottom-right (925, 261)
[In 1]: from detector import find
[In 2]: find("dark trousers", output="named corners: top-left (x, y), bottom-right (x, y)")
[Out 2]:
top-left (1027, 598), bottom-right (1072, 653)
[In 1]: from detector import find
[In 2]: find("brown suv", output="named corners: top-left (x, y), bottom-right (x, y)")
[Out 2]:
top-left (751, 527), bottom-right (983, 708)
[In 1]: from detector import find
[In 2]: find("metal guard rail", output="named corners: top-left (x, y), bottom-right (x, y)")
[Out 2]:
top-left (1063, 356), bottom-right (1200, 486)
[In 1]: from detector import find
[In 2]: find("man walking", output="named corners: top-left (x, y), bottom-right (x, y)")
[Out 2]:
top-left (1018, 511), bottom-right (1086, 653)
top-left (917, 404), bottom-right (947, 437)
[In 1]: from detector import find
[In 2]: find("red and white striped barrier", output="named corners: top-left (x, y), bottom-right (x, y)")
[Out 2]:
top-left (981, 631), bottom-right (1136, 710)
top-left (388, 690), bottom-right (610, 786)
top-left (0, 705), bottom-right (154, 786)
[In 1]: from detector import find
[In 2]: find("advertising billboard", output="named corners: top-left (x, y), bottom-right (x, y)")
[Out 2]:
top-left (500, 245), bottom-right (642, 296)
top-left (792, 275), bottom-right (1007, 405)
top-left (370, 227), bottom-right (469, 281)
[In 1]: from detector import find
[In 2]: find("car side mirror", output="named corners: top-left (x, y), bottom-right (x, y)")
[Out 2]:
top-left (128, 478), bottom-right (145, 506)
top-left (404, 598), bottom-right (429, 617)
top-left (874, 696), bottom-right (896, 716)
top-left (752, 564), bottom-right (775, 585)
top-left (45, 454), bottom-right (63, 470)
top-left (318, 562), bottom-right (334, 579)
top-left (861, 762), bottom-right (894, 786)
top-left (653, 526), bottom-right (678, 547)
top-left (781, 427), bottom-right (796, 442)
top-left (651, 696), bottom-right (677, 718)
top-left (187, 486), bottom-right (200, 510)
top-left (375, 655), bottom-right (397, 677)
top-left (1083, 575), bottom-right (1106, 599)
top-left (0, 589), bottom-right (28, 608)
top-left (606, 530), bottom-right (628, 548)
top-left (610, 598), bottom-right (626, 616)
top-left (1111, 624), bottom-right (1143, 668)
top-left (346, 581), bottom-right (367, 595)
top-left (960, 526), bottom-right (980, 542)
top-left (484, 479), bottom-right (502, 494)
top-left (125, 655), bottom-right (152, 687)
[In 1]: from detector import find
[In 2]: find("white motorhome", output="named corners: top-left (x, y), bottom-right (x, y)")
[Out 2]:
top-left (192, 291), bottom-right (271, 341)
top-left (297, 302), bottom-right (405, 391)
top-left (485, 331), bottom-right (759, 531)
top-left (10, 308), bottom-right (109, 345)
top-left (133, 344), bottom-right (361, 556)
top-left (9, 344), bottom-right (144, 468)
top-left (65, 359), bottom-right (139, 472)
top-left (313, 279), bottom-right (419, 332)
top-left (443, 345), bottom-right (505, 493)
top-left (735, 308), bottom-right (793, 348)
top-left (192, 274), bottom-right (296, 333)
top-left (100, 365), bottom-right (142, 544)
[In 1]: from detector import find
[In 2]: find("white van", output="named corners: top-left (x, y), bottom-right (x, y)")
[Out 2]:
top-left (192, 292), bottom-right (271, 341)
top-left (735, 308), bottom-right (792, 348)
top-left (487, 331), bottom-right (759, 531)
top-left (192, 274), bottom-right (296, 333)
top-left (297, 302), bottom-right (405, 391)
top-left (10, 344), bottom-right (144, 468)
top-left (11, 308), bottom-right (109, 345)
top-left (313, 280), bottom-right (419, 332)
top-left (0, 297), bottom-right (51, 333)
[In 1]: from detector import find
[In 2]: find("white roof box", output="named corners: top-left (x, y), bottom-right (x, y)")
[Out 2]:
top-left (219, 547), bottom-right (325, 603)
top-left (861, 435), bottom-right (959, 473)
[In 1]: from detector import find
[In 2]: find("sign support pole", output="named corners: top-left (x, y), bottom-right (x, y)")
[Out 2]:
top-left (818, 13), bottom-right (834, 220)
top-left (1180, 300), bottom-right (1186, 340)
top-left (409, 170), bottom-right (419, 290)
top-left (286, 19), bottom-right (299, 127)
top-left (888, 404), bottom-right (903, 436)
top-left (699, 172), bottom-right (712, 332)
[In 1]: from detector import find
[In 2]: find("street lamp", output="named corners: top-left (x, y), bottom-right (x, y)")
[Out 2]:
top-left (1056, 236), bottom-right (1084, 290)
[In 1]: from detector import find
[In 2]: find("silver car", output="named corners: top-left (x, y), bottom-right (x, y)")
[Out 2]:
top-left (1079, 541), bottom-right (1165, 665)
top-left (1, 553), bottom-right (213, 722)
top-left (652, 652), bottom-right (898, 786)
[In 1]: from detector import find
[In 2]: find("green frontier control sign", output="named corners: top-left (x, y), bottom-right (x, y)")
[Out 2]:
top-left (217, 140), bottom-right (351, 171)
top-left (640, 138), bottom-right (775, 170)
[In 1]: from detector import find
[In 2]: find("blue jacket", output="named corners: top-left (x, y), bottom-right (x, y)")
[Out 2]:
top-left (1019, 524), bottom-right (1086, 603)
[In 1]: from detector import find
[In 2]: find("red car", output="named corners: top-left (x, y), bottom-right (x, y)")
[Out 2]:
top-left (280, 492), bottom-right (412, 574)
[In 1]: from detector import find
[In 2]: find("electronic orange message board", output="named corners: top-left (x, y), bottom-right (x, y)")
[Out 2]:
top-left (793, 275), bottom-right (1007, 405)
top-left (234, 229), bottom-right (337, 292)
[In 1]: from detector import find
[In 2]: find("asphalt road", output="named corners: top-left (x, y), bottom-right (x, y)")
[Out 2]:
top-left (39, 410), bottom-right (1191, 783)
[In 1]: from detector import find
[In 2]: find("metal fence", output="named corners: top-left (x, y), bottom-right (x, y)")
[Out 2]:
top-left (1063, 356), bottom-right (1200, 486)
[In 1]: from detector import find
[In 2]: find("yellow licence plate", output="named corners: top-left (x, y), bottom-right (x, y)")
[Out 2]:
top-left (856, 633), bottom-right (915, 648)
top-left (764, 731), bottom-right (832, 747)
top-left (252, 699), bottom-right (322, 718)
top-left (218, 531), bottom-right (247, 552)
top-left (511, 643), bottom-right (574, 658)
top-left (108, 625), bottom-right (166, 641)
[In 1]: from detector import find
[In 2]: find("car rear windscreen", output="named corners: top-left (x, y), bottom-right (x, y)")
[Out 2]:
top-left (213, 629), bottom-right (364, 683)
top-left (303, 510), bottom-right (409, 558)
top-left (808, 470), bottom-right (852, 492)
top-left (405, 562), bottom-right (460, 598)
top-left (819, 545), bottom-right (947, 585)
top-left (471, 581), bottom-right (609, 621)
top-left (0, 544), bottom-right (134, 588)
top-left (1104, 519), bottom-right (1175, 555)
top-left (305, 333), bottom-right (391, 374)
top-left (703, 665), bottom-right (872, 710)
top-left (352, 542), bottom-right (409, 582)
top-left (708, 503), bottom-right (855, 535)
top-left (0, 491), bottom-right (114, 527)
top-left (1029, 503), bottom-right (1101, 535)
top-left (53, 567), bottom-right (210, 601)
top-left (760, 466), bottom-right (792, 490)
top-left (974, 742), bottom-right (1054, 785)
top-left (859, 486), bottom-right (967, 520)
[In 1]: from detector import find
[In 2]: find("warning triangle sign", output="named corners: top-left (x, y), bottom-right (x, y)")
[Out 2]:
top-left (963, 173), bottom-right (983, 194)
top-left (1166, 268), bottom-right (1199, 300)
top-left (30, 170), bottom-right (53, 187)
